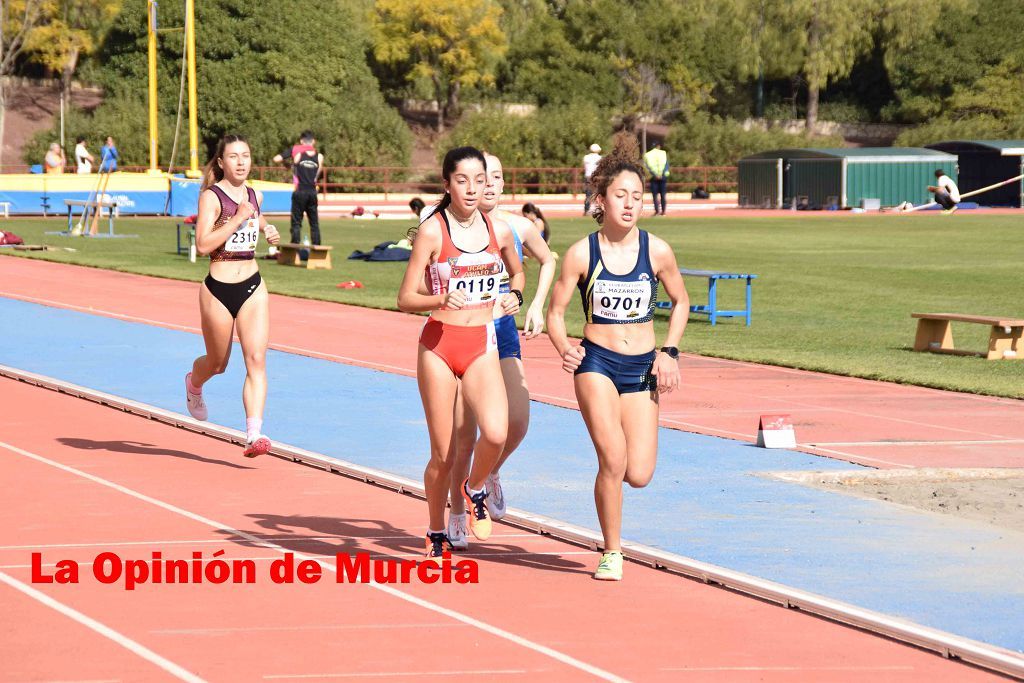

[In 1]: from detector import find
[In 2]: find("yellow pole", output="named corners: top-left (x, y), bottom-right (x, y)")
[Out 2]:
top-left (184, 0), bottom-right (201, 178)
top-left (146, 0), bottom-right (161, 175)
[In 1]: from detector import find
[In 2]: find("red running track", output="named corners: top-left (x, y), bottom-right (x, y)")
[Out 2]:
top-left (0, 376), bottom-right (1004, 682)
top-left (1, 257), bottom-right (1021, 470)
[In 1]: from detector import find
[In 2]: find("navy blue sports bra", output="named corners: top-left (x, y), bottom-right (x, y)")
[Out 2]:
top-left (578, 230), bottom-right (658, 324)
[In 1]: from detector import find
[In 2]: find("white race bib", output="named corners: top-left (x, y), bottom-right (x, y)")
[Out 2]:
top-left (450, 271), bottom-right (501, 307)
top-left (225, 217), bottom-right (259, 253)
top-left (593, 280), bottom-right (651, 321)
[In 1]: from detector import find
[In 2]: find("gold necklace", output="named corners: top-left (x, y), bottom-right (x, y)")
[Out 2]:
top-left (449, 209), bottom-right (476, 229)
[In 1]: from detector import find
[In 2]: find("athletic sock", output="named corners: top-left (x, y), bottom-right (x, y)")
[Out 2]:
top-left (246, 417), bottom-right (263, 443)
top-left (187, 375), bottom-right (202, 395)
top-left (427, 528), bottom-right (445, 536)
top-left (468, 485), bottom-right (485, 498)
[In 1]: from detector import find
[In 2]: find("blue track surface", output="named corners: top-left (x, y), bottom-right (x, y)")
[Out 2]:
top-left (3, 296), bottom-right (1022, 652)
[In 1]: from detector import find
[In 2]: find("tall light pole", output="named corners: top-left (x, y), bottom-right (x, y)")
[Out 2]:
top-left (185, 0), bottom-right (201, 178)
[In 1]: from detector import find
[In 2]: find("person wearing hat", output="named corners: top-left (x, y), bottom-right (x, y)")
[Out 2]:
top-left (582, 143), bottom-right (603, 216)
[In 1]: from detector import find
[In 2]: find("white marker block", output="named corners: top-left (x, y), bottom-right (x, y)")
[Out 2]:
top-left (756, 414), bottom-right (797, 449)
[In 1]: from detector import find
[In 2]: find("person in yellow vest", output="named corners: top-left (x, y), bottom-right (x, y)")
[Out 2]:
top-left (643, 142), bottom-right (669, 216)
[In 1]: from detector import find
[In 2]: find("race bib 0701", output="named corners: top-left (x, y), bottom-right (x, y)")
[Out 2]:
top-left (225, 217), bottom-right (259, 252)
top-left (592, 280), bottom-right (651, 321)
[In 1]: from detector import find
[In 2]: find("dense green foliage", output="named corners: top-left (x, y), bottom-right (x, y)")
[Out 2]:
top-left (15, 0), bottom-right (1024, 169)
top-left (6, 213), bottom-right (1023, 398)
top-left (25, 0), bottom-right (410, 168)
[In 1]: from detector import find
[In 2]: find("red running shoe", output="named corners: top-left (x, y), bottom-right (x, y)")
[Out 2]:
top-left (243, 436), bottom-right (271, 458)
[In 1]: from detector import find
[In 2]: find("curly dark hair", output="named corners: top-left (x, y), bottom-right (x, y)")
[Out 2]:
top-left (589, 133), bottom-right (645, 225)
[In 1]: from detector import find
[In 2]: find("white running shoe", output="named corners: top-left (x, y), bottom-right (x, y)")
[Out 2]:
top-left (185, 372), bottom-right (207, 420)
top-left (447, 512), bottom-right (469, 550)
top-left (485, 472), bottom-right (507, 520)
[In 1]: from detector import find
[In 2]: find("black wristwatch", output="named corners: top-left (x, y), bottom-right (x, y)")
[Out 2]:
top-left (660, 346), bottom-right (679, 360)
top-left (510, 289), bottom-right (524, 307)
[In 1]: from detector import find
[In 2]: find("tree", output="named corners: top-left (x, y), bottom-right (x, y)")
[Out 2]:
top-left (370, 0), bottom-right (507, 131)
top-left (24, 0), bottom-right (120, 100)
top-left (33, 0), bottom-right (411, 168)
top-left (785, 0), bottom-right (877, 131)
top-left (0, 0), bottom-right (45, 166)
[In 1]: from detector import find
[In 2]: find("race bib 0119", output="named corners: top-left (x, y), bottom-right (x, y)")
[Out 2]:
top-left (451, 273), bottom-right (501, 306)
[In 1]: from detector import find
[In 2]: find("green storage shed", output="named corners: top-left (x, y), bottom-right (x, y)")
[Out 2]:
top-left (738, 148), bottom-right (958, 209)
top-left (925, 140), bottom-right (1024, 207)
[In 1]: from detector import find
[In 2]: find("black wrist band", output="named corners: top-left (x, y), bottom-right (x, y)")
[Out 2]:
top-left (511, 289), bottom-right (524, 306)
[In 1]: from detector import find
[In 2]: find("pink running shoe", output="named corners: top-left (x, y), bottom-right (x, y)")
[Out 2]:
top-left (184, 372), bottom-right (207, 420)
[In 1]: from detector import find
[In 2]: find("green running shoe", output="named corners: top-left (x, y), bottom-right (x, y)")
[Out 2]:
top-left (593, 551), bottom-right (623, 581)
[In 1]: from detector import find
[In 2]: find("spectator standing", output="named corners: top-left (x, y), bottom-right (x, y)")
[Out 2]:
top-left (75, 136), bottom-right (94, 174)
top-left (582, 143), bottom-right (602, 216)
top-left (290, 132), bottom-right (324, 245)
top-left (643, 142), bottom-right (669, 216)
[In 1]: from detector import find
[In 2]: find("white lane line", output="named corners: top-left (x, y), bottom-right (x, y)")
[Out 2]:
top-left (0, 439), bottom-right (629, 683)
top-left (799, 445), bottom-right (913, 469)
top-left (0, 571), bottom-right (205, 683)
top-left (0, 534), bottom-right (537, 551)
top-left (263, 670), bottom-right (532, 680)
top-left (153, 623), bottom-right (464, 635)
top-left (661, 665), bottom-right (915, 672)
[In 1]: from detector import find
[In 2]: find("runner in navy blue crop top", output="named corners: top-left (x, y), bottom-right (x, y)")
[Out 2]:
top-left (545, 140), bottom-right (690, 581)
top-left (578, 229), bottom-right (658, 325)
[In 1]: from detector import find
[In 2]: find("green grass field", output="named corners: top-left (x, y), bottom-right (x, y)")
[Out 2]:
top-left (3, 213), bottom-right (1022, 398)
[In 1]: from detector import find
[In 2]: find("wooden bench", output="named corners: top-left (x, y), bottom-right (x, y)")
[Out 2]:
top-left (276, 242), bottom-right (333, 270)
top-left (912, 313), bottom-right (1023, 360)
top-left (656, 269), bottom-right (758, 326)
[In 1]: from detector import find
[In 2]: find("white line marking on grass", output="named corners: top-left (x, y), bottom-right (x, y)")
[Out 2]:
top-left (0, 440), bottom-right (630, 683)
top-left (0, 571), bottom-right (205, 683)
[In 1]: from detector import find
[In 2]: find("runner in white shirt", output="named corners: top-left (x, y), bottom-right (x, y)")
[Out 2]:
top-left (928, 169), bottom-right (961, 214)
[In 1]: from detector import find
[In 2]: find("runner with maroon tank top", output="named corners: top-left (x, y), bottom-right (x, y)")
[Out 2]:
top-left (185, 134), bottom-right (281, 458)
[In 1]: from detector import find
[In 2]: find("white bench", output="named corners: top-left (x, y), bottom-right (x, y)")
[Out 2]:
top-left (64, 199), bottom-right (119, 236)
